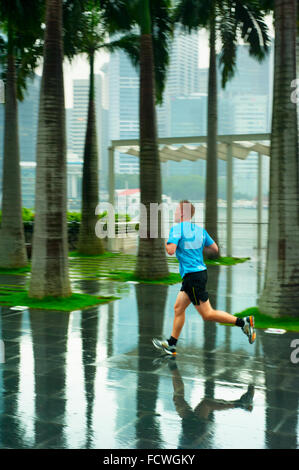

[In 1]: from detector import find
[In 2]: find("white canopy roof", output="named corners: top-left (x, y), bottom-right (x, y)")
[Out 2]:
top-left (116, 141), bottom-right (270, 162)
top-left (111, 134), bottom-right (271, 162)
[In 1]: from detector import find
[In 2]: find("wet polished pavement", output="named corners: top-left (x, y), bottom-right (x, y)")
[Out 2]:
top-left (0, 253), bottom-right (299, 449)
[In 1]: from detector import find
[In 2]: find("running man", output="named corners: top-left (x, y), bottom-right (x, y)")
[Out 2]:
top-left (152, 200), bottom-right (256, 356)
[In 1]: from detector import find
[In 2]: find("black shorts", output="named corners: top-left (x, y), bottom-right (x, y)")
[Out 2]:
top-left (180, 270), bottom-right (209, 305)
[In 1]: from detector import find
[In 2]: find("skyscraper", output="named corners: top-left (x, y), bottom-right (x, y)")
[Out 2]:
top-left (107, 29), bottom-right (200, 175)
top-left (18, 74), bottom-right (41, 161)
top-left (0, 73), bottom-right (41, 201)
top-left (0, 73), bottom-right (41, 163)
top-left (107, 51), bottom-right (139, 174)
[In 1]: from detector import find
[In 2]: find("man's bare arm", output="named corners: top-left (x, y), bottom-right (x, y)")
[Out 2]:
top-left (203, 242), bottom-right (219, 257)
top-left (165, 240), bottom-right (177, 256)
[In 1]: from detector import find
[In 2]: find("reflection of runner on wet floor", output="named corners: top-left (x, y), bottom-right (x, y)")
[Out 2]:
top-left (166, 358), bottom-right (255, 448)
top-left (153, 200), bottom-right (256, 356)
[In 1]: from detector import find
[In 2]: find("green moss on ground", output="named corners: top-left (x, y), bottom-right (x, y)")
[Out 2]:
top-left (69, 251), bottom-right (120, 259)
top-left (205, 256), bottom-right (250, 266)
top-left (0, 265), bottom-right (31, 275)
top-left (235, 307), bottom-right (299, 332)
top-left (0, 289), bottom-right (119, 311)
top-left (0, 253), bottom-right (249, 287)
top-left (167, 256), bottom-right (250, 266)
top-left (107, 271), bottom-right (182, 285)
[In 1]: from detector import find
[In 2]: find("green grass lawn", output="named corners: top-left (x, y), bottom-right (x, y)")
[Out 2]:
top-left (235, 307), bottom-right (299, 332)
top-left (168, 256), bottom-right (250, 266)
top-left (205, 256), bottom-right (250, 266)
top-left (0, 287), bottom-right (119, 312)
top-left (69, 250), bottom-right (120, 259)
top-left (106, 271), bottom-right (182, 285)
top-left (0, 265), bottom-right (31, 275)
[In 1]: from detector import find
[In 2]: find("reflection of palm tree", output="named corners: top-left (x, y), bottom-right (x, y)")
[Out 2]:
top-left (169, 360), bottom-right (254, 449)
top-left (225, 265), bottom-right (232, 354)
top-left (80, 306), bottom-right (99, 449)
top-left (29, 308), bottom-right (70, 448)
top-left (107, 302), bottom-right (114, 358)
top-left (0, 307), bottom-right (23, 447)
top-left (203, 265), bottom-right (220, 398)
top-left (261, 331), bottom-right (299, 449)
top-left (135, 283), bottom-right (168, 448)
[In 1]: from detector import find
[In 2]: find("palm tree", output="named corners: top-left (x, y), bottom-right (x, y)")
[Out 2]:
top-left (65, 1), bottom-right (144, 255)
top-left (259, 0), bottom-right (299, 317)
top-left (29, 0), bottom-right (71, 298)
top-left (101, 0), bottom-right (173, 279)
top-left (0, 1), bottom-right (44, 268)
top-left (175, 0), bottom-right (270, 252)
top-left (70, 3), bottom-right (106, 255)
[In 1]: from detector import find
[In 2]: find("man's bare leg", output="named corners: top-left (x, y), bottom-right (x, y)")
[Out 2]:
top-left (152, 290), bottom-right (191, 354)
top-left (171, 291), bottom-right (191, 339)
top-left (194, 299), bottom-right (238, 325)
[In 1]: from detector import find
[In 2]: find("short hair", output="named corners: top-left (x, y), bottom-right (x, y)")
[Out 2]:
top-left (179, 200), bottom-right (195, 218)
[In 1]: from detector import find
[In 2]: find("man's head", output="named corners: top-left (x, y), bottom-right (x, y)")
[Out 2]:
top-left (174, 200), bottom-right (195, 223)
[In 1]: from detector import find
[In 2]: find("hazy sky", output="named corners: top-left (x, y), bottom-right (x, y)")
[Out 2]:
top-left (36, 15), bottom-right (274, 109)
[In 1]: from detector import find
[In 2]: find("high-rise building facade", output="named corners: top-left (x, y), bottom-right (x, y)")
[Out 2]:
top-left (70, 75), bottom-right (108, 193)
top-left (71, 76), bottom-right (106, 158)
top-left (108, 51), bottom-right (139, 174)
top-left (107, 29), bottom-right (200, 175)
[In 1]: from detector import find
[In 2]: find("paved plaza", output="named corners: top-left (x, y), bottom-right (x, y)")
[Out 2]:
top-left (0, 243), bottom-right (298, 449)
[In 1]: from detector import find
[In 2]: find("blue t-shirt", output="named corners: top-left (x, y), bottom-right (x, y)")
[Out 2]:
top-left (167, 221), bottom-right (215, 279)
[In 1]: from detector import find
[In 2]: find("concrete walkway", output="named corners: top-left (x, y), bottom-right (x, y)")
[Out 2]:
top-left (0, 253), bottom-right (298, 449)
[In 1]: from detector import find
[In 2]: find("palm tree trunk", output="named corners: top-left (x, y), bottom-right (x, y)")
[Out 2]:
top-left (205, 11), bottom-right (219, 256)
top-left (29, 0), bottom-right (71, 298)
top-left (135, 0), bottom-right (169, 279)
top-left (296, 30), bottom-right (299, 123)
top-left (0, 49), bottom-right (28, 268)
top-left (259, 0), bottom-right (299, 317)
top-left (77, 51), bottom-right (104, 255)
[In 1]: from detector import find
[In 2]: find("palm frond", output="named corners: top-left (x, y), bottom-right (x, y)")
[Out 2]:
top-left (217, 2), bottom-right (238, 88)
top-left (0, 0), bottom-right (44, 97)
top-left (174, 0), bottom-right (211, 31)
top-left (150, 0), bottom-right (174, 104)
top-left (235, 0), bottom-right (271, 61)
top-left (63, 0), bottom-right (91, 59)
top-left (99, 0), bottom-right (134, 34)
top-left (103, 33), bottom-right (140, 69)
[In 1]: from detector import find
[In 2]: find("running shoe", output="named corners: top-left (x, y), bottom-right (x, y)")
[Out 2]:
top-left (152, 338), bottom-right (176, 356)
top-left (235, 384), bottom-right (255, 411)
top-left (242, 316), bottom-right (256, 344)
